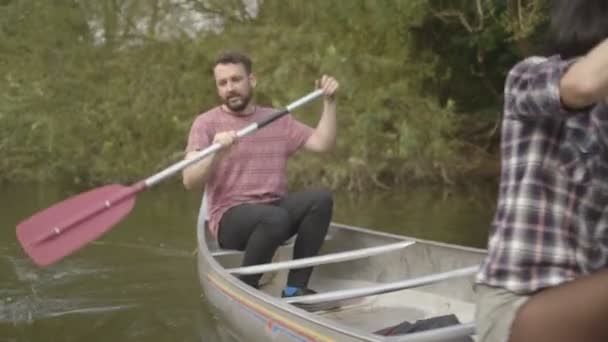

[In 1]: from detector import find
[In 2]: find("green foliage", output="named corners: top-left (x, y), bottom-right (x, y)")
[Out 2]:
top-left (1, 0), bottom-right (550, 190)
top-left (1, 0), bottom-right (214, 184)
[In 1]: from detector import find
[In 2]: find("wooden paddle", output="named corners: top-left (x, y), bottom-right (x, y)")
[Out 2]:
top-left (16, 90), bottom-right (324, 267)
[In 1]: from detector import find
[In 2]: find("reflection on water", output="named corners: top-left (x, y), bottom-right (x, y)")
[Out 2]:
top-left (332, 182), bottom-right (495, 248)
top-left (0, 181), bottom-right (495, 342)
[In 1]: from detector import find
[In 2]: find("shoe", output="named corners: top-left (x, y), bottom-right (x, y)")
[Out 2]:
top-left (281, 287), bottom-right (317, 298)
top-left (281, 287), bottom-right (341, 312)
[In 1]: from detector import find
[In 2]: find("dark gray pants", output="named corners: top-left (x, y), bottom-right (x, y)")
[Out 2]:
top-left (218, 189), bottom-right (333, 288)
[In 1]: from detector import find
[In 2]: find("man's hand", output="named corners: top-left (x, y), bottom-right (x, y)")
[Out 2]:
top-left (213, 130), bottom-right (238, 158)
top-left (304, 75), bottom-right (339, 153)
top-left (317, 75), bottom-right (339, 102)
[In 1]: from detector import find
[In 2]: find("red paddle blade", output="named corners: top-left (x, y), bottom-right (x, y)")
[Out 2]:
top-left (16, 184), bottom-right (139, 267)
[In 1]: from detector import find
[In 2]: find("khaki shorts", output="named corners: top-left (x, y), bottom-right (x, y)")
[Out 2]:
top-left (475, 284), bottom-right (530, 342)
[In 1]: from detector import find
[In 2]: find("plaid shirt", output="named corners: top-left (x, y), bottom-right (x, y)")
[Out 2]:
top-left (186, 106), bottom-right (313, 239)
top-left (476, 55), bottom-right (608, 294)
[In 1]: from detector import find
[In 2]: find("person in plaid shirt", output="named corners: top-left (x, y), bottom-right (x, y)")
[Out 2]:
top-left (475, 1), bottom-right (608, 341)
top-left (182, 51), bottom-right (339, 298)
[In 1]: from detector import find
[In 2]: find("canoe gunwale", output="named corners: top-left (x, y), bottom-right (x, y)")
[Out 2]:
top-left (330, 222), bottom-right (486, 254)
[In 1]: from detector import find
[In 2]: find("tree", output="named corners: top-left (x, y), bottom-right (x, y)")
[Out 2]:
top-left (1, 0), bottom-right (550, 189)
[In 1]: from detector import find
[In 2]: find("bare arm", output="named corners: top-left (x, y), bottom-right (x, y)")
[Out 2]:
top-left (304, 75), bottom-right (339, 153)
top-left (511, 269), bottom-right (608, 342)
top-left (182, 130), bottom-right (237, 191)
top-left (304, 99), bottom-right (337, 152)
top-left (561, 38), bottom-right (608, 109)
top-left (182, 151), bottom-right (219, 191)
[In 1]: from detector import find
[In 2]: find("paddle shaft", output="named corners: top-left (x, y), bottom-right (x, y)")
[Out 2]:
top-left (144, 89), bottom-right (324, 188)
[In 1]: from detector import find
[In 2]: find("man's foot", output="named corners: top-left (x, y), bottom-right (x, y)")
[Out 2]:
top-left (281, 287), bottom-right (341, 312)
top-left (281, 287), bottom-right (317, 298)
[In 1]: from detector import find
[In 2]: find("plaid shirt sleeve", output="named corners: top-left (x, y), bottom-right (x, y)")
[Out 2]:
top-left (504, 56), bottom-right (576, 121)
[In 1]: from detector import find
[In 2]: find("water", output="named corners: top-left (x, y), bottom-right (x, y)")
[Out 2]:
top-left (0, 181), bottom-right (495, 342)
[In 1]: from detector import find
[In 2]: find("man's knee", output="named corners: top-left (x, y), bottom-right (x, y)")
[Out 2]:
top-left (310, 188), bottom-right (333, 211)
top-left (260, 209), bottom-right (291, 240)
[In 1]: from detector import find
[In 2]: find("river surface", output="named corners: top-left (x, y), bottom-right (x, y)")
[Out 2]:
top-left (0, 182), bottom-right (495, 342)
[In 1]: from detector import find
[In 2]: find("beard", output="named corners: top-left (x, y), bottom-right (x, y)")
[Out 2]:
top-left (224, 92), bottom-right (252, 113)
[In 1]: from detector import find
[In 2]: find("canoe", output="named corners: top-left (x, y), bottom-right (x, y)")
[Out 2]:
top-left (196, 197), bottom-right (486, 342)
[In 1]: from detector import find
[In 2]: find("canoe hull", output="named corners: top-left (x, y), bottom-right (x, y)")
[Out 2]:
top-left (197, 218), bottom-right (486, 342)
top-left (198, 229), bottom-right (368, 342)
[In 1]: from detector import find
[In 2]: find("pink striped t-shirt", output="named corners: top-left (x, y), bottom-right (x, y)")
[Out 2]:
top-left (185, 106), bottom-right (314, 238)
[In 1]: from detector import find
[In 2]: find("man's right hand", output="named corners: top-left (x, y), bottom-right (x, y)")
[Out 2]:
top-left (213, 130), bottom-right (238, 158)
top-left (183, 130), bottom-right (238, 190)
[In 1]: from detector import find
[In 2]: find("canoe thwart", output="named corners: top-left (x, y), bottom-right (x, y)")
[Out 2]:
top-left (285, 265), bottom-right (479, 305)
top-left (227, 240), bottom-right (415, 275)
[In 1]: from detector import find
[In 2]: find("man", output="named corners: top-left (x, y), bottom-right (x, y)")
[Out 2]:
top-left (183, 51), bottom-right (339, 298)
top-left (475, 1), bottom-right (608, 341)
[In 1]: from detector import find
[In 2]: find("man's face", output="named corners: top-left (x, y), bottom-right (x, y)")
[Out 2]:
top-left (213, 63), bottom-right (255, 112)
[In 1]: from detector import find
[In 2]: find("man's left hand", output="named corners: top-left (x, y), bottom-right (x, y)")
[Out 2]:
top-left (317, 75), bottom-right (339, 102)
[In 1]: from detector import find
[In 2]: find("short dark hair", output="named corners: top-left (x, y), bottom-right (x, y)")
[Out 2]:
top-left (214, 51), bottom-right (252, 74)
top-left (549, 0), bottom-right (608, 59)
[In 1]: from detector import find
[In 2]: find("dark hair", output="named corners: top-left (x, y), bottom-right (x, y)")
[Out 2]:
top-left (549, 0), bottom-right (608, 59)
top-left (214, 51), bottom-right (252, 74)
